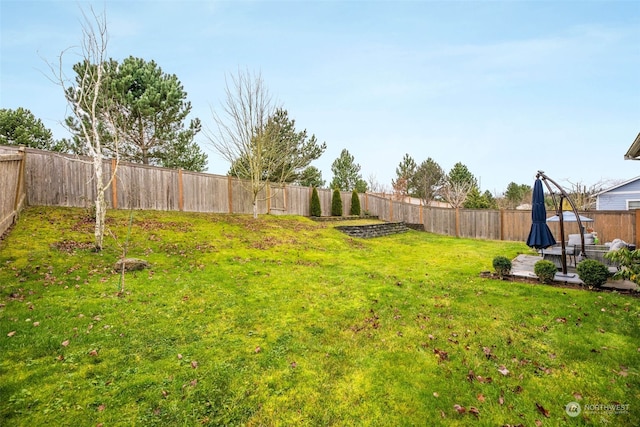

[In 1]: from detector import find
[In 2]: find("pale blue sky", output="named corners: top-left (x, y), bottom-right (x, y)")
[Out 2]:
top-left (1, 0), bottom-right (639, 194)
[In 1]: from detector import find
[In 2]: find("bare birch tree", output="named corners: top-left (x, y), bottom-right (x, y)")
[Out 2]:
top-left (565, 178), bottom-right (611, 210)
top-left (207, 70), bottom-right (328, 218)
top-left (49, 8), bottom-right (120, 251)
top-left (206, 69), bottom-right (276, 218)
top-left (440, 179), bottom-right (473, 209)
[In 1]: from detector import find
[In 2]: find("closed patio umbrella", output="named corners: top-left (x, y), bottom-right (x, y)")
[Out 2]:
top-left (526, 179), bottom-right (556, 249)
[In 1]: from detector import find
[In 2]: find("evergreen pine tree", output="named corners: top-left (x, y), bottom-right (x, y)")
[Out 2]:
top-left (310, 187), bottom-right (322, 217)
top-left (350, 190), bottom-right (361, 216)
top-left (331, 188), bottom-right (343, 217)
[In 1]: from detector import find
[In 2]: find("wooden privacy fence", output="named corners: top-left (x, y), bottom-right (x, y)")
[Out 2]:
top-left (0, 147), bottom-right (26, 237)
top-left (0, 145), bottom-right (637, 245)
top-left (14, 147), bottom-right (363, 218)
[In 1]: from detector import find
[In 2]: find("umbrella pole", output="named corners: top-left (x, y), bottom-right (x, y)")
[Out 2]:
top-left (536, 171), bottom-right (580, 279)
top-left (559, 195), bottom-right (568, 275)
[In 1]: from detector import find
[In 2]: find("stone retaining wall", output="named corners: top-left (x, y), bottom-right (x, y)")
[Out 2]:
top-left (335, 222), bottom-right (410, 238)
top-left (405, 223), bottom-right (425, 231)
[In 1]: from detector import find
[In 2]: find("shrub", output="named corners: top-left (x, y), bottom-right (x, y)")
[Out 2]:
top-left (350, 190), bottom-right (361, 216)
top-left (310, 187), bottom-right (322, 217)
top-left (534, 260), bottom-right (557, 284)
top-left (331, 189), bottom-right (343, 217)
top-left (576, 259), bottom-right (609, 288)
top-left (492, 256), bottom-right (512, 278)
top-left (605, 247), bottom-right (640, 284)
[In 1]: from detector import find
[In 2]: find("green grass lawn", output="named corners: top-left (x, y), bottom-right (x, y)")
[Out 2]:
top-left (1, 207), bottom-right (638, 426)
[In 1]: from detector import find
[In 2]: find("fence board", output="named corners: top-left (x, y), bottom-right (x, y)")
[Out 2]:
top-left (181, 172), bottom-right (229, 213)
top-left (0, 150), bottom-right (25, 236)
top-left (500, 210), bottom-right (531, 241)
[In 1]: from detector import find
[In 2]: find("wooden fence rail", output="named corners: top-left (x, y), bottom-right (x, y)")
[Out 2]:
top-left (0, 145), bottom-right (637, 245)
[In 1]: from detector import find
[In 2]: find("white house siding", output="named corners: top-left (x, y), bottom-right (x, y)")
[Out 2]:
top-left (596, 177), bottom-right (640, 210)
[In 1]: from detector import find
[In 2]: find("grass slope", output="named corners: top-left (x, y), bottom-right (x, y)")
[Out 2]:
top-left (0, 207), bottom-right (638, 426)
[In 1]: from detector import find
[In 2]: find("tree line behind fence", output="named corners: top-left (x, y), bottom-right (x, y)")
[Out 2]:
top-left (0, 145), bottom-right (637, 245)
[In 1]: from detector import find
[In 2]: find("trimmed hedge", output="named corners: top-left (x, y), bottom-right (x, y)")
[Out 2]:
top-left (534, 260), bottom-right (557, 284)
top-left (576, 259), bottom-right (609, 288)
top-left (492, 256), bottom-right (512, 278)
top-left (350, 190), bottom-right (361, 216)
top-left (331, 189), bottom-right (343, 217)
top-left (310, 187), bottom-right (322, 217)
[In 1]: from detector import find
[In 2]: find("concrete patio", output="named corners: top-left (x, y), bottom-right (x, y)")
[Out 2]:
top-left (511, 254), bottom-right (638, 291)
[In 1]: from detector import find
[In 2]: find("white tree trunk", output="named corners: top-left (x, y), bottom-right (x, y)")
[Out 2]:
top-left (94, 156), bottom-right (106, 250)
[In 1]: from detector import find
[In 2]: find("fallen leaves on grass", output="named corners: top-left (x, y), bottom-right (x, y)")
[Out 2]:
top-left (453, 404), bottom-right (479, 418)
top-left (482, 346), bottom-right (496, 359)
top-left (467, 370), bottom-right (493, 383)
top-left (535, 402), bottom-right (550, 418)
top-left (616, 366), bottom-right (629, 377)
top-left (498, 365), bottom-right (509, 376)
top-left (453, 404), bottom-right (466, 414)
top-left (62, 339), bottom-right (70, 347)
top-left (434, 348), bottom-right (448, 363)
top-left (7, 331), bottom-right (16, 337)
top-left (351, 309), bottom-right (380, 333)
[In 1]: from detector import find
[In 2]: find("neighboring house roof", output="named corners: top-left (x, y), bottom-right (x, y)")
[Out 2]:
top-left (595, 175), bottom-right (640, 196)
top-left (624, 132), bottom-right (640, 160)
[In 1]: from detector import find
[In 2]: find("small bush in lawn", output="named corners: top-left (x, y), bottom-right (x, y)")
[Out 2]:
top-left (310, 187), bottom-right (322, 217)
top-left (331, 189), bottom-right (343, 217)
top-left (576, 259), bottom-right (610, 288)
top-left (534, 260), bottom-right (557, 284)
top-left (492, 256), bottom-right (512, 278)
top-left (350, 190), bottom-right (361, 216)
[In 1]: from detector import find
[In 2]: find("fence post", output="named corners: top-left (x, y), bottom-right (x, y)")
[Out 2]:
top-left (500, 209), bottom-right (505, 241)
top-left (227, 175), bottom-right (233, 213)
top-left (267, 185), bottom-right (271, 213)
top-left (283, 185), bottom-right (288, 212)
top-left (13, 147), bottom-right (26, 211)
top-left (178, 169), bottom-right (184, 211)
top-left (634, 209), bottom-right (640, 245)
top-left (111, 158), bottom-right (118, 209)
top-left (389, 198), bottom-right (393, 221)
top-left (455, 208), bottom-right (460, 237)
